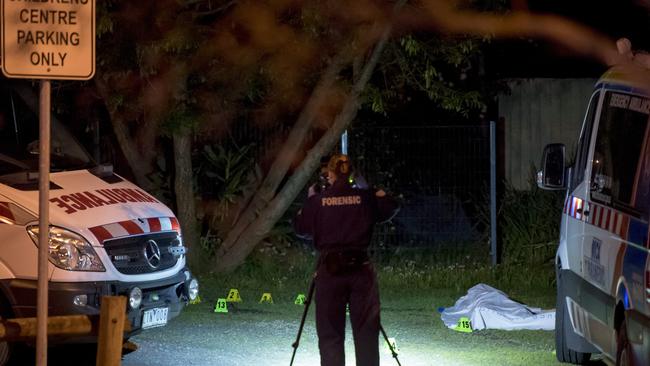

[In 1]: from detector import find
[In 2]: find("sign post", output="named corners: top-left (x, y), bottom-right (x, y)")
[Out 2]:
top-left (1, 1), bottom-right (95, 364)
top-left (36, 79), bottom-right (50, 366)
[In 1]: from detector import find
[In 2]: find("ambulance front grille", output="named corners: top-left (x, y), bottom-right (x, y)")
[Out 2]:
top-left (103, 232), bottom-right (181, 274)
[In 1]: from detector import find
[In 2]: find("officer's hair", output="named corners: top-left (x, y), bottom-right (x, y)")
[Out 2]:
top-left (328, 154), bottom-right (353, 176)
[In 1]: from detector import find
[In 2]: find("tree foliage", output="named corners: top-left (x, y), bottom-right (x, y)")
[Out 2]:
top-left (366, 34), bottom-right (489, 117)
top-left (79, 0), bottom-right (625, 271)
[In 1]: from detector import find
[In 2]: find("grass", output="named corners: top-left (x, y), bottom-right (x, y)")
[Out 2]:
top-left (194, 244), bottom-right (557, 307)
top-left (176, 272), bottom-right (561, 366)
top-left (159, 175), bottom-right (571, 365)
top-left (165, 245), bottom-right (572, 365)
top-left (173, 295), bottom-right (562, 366)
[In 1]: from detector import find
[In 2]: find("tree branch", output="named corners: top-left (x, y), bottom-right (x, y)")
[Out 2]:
top-left (407, 0), bottom-right (622, 66)
top-left (214, 0), bottom-right (408, 273)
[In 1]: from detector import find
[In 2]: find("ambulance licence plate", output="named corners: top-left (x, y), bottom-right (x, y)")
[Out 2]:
top-left (142, 307), bottom-right (168, 329)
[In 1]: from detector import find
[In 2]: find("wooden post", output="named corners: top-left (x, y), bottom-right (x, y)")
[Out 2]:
top-left (96, 296), bottom-right (127, 366)
top-left (0, 314), bottom-right (131, 342)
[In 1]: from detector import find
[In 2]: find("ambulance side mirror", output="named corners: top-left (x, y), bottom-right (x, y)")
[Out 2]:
top-left (537, 143), bottom-right (566, 190)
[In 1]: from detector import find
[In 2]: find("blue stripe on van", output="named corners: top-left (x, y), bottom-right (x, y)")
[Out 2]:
top-left (627, 218), bottom-right (649, 247)
top-left (622, 245), bottom-right (648, 310)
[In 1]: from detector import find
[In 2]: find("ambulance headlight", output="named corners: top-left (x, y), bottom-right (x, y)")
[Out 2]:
top-left (27, 226), bottom-right (105, 272)
top-left (188, 278), bottom-right (199, 301)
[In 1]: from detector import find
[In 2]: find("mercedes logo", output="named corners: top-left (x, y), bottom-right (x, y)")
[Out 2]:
top-left (143, 240), bottom-right (162, 269)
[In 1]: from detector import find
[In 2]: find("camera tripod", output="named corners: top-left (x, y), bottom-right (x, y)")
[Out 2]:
top-left (289, 274), bottom-right (402, 366)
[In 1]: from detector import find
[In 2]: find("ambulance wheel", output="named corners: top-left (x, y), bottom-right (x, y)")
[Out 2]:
top-left (616, 319), bottom-right (633, 366)
top-left (556, 273), bottom-right (590, 364)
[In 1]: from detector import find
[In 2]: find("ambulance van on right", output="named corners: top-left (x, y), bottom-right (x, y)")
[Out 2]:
top-left (538, 57), bottom-right (650, 365)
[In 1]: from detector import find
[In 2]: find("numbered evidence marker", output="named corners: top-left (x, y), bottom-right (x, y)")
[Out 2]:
top-left (214, 298), bottom-right (228, 313)
top-left (383, 337), bottom-right (399, 355)
top-left (226, 288), bottom-right (242, 303)
top-left (454, 316), bottom-right (472, 333)
top-left (259, 293), bottom-right (274, 304)
top-left (294, 294), bottom-right (306, 305)
top-left (190, 295), bottom-right (202, 305)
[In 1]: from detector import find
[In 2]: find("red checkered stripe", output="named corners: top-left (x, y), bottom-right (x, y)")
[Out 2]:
top-left (0, 202), bottom-right (15, 223)
top-left (564, 196), bottom-right (627, 237)
top-left (89, 217), bottom-right (180, 244)
top-left (0, 202), bottom-right (34, 224)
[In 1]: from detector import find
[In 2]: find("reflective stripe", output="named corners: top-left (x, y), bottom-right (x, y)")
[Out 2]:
top-left (0, 203), bottom-right (14, 221)
top-left (89, 225), bottom-right (112, 244)
top-left (147, 218), bottom-right (161, 232)
top-left (159, 217), bottom-right (172, 231)
top-left (103, 222), bottom-right (129, 238)
top-left (133, 218), bottom-right (151, 233)
top-left (118, 220), bottom-right (145, 235)
top-left (88, 216), bottom-right (180, 243)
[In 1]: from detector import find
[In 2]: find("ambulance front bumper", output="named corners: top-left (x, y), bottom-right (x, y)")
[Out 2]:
top-left (0, 269), bottom-right (194, 341)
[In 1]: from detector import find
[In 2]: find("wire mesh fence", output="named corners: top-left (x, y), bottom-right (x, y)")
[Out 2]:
top-left (225, 119), bottom-right (494, 262)
top-left (347, 124), bottom-right (492, 260)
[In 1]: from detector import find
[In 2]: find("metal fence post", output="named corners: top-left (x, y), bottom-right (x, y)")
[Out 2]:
top-left (490, 120), bottom-right (498, 266)
top-left (36, 80), bottom-right (51, 366)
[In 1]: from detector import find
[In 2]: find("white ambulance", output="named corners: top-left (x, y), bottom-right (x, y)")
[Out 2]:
top-left (538, 58), bottom-right (650, 365)
top-left (0, 83), bottom-right (199, 364)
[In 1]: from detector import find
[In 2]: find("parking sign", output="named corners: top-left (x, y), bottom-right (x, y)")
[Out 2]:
top-left (1, 0), bottom-right (95, 80)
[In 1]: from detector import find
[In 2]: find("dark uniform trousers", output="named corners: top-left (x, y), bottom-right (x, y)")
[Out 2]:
top-left (315, 263), bottom-right (380, 366)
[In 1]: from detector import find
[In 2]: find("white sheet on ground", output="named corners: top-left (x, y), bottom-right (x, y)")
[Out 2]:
top-left (440, 283), bottom-right (555, 331)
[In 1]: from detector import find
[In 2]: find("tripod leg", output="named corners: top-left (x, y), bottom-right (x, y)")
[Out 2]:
top-left (380, 324), bottom-right (402, 366)
top-left (290, 274), bottom-right (317, 366)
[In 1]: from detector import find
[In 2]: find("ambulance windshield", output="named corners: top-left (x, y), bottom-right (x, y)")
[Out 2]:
top-left (0, 86), bottom-right (93, 177)
top-left (590, 91), bottom-right (650, 214)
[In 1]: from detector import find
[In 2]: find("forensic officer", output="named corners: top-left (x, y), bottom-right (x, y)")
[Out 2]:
top-left (294, 154), bottom-right (399, 366)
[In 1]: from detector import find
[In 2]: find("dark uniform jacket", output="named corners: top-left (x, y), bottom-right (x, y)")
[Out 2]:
top-left (294, 179), bottom-right (399, 252)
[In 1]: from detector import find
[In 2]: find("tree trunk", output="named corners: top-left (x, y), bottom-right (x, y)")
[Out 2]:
top-left (109, 116), bottom-right (155, 190)
top-left (173, 131), bottom-right (199, 266)
top-left (94, 78), bottom-right (155, 191)
top-left (214, 4), bottom-right (402, 272)
top-left (214, 54), bottom-right (349, 261)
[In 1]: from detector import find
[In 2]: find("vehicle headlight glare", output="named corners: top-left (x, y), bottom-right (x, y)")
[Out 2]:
top-left (188, 278), bottom-right (199, 301)
top-left (129, 287), bottom-right (142, 309)
top-left (27, 226), bottom-right (105, 272)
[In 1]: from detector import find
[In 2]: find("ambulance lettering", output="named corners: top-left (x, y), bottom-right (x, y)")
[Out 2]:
top-left (609, 93), bottom-right (630, 109)
top-left (50, 188), bottom-right (159, 214)
top-left (584, 238), bottom-right (605, 286)
top-left (629, 96), bottom-right (650, 114)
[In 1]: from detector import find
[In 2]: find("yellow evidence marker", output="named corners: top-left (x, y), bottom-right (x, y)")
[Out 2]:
top-left (454, 316), bottom-right (472, 333)
top-left (294, 294), bottom-right (306, 305)
top-left (259, 293), bottom-right (274, 304)
top-left (226, 288), bottom-right (242, 302)
top-left (214, 298), bottom-right (228, 313)
top-left (190, 295), bottom-right (202, 305)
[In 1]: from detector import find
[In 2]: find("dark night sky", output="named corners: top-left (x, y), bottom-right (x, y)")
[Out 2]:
top-left (486, 0), bottom-right (650, 78)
